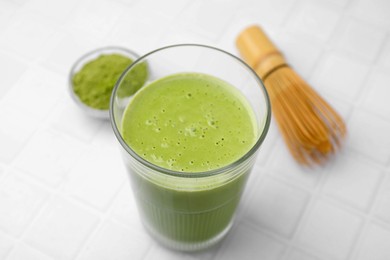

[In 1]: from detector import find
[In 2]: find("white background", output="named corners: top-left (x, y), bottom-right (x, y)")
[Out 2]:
top-left (1, 0), bottom-right (390, 259)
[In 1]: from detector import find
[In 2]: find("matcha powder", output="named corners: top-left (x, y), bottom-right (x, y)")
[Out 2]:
top-left (72, 53), bottom-right (147, 110)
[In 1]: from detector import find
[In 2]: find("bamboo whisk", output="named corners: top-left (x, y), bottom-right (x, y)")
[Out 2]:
top-left (236, 25), bottom-right (346, 165)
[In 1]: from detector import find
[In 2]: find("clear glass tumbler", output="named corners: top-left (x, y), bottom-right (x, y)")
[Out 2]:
top-left (110, 44), bottom-right (271, 251)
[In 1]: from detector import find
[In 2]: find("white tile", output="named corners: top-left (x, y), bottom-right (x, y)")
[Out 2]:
top-left (0, 130), bottom-right (20, 164)
top-left (322, 151), bottom-right (383, 211)
top-left (0, 1), bottom-right (18, 34)
top-left (0, 171), bottom-right (49, 237)
top-left (7, 244), bottom-right (53, 260)
top-left (269, 141), bottom-right (324, 188)
top-left (145, 243), bottom-right (214, 260)
top-left (356, 223), bottom-right (390, 260)
top-left (79, 220), bottom-right (150, 260)
top-left (317, 90), bottom-right (353, 121)
top-left (5, 0), bottom-right (30, 5)
top-left (233, 0), bottom-right (296, 27)
top-left (41, 30), bottom-right (101, 75)
top-left (50, 97), bottom-right (103, 143)
top-left (0, 104), bottom-right (39, 163)
top-left (158, 28), bottom-right (215, 54)
top-left (1, 67), bottom-right (63, 121)
top-left (297, 199), bottom-right (363, 259)
top-left (62, 144), bottom-right (125, 211)
top-left (215, 223), bottom-right (286, 260)
top-left (321, 0), bottom-right (350, 7)
top-left (378, 38), bottom-right (390, 70)
top-left (65, 0), bottom-right (126, 39)
top-left (90, 122), bottom-right (117, 147)
top-left (16, 128), bottom-right (86, 187)
top-left (216, 15), bottom-right (280, 57)
top-left (276, 34), bottom-right (323, 78)
top-left (244, 177), bottom-right (310, 238)
top-left (362, 70), bottom-right (390, 121)
top-left (23, 0), bottom-right (80, 22)
top-left (0, 52), bottom-right (28, 100)
top-left (109, 184), bottom-right (143, 232)
top-left (107, 8), bottom-right (171, 53)
top-left (347, 109), bottom-right (390, 165)
top-left (111, 0), bottom-right (142, 6)
top-left (373, 176), bottom-right (390, 224)
top-left (334, 19), bottom-right (386, 61)
top-left (135, 0), bottom-right (190, 18)
top-left (174, 0), bottom-right (239, 40)
top-left (0, 11), bottom-right (58, 60)
top-left (286, 0), bottom-right (341, 42)
top-left (0, 231), bottom-right (14, 259)
top-left (351, 0), bottom-right (390, 28)
top-left (287, 248), bottom-right (321, 260)
top-left (242, 165), bottom-right (265, 204)
top-left (24, 196), bottom-right (100, 260)
top-left (311, 53), bottom-right (369, 102)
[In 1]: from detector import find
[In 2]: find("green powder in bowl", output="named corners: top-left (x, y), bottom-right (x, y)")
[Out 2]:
top-left (69, 47), bottom-right (148, 119)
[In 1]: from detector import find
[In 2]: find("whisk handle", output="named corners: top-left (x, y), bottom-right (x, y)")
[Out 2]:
top-left (236, 25), bottom-right (287, 79)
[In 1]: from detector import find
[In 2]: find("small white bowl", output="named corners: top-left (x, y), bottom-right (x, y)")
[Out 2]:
top-left (68, 46), bottom-right (140, 119)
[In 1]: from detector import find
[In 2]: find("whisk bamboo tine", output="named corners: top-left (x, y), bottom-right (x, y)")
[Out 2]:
top-left (272, 90), bottom-right (321, 164)
top-left (274, 107), bottom-right (308, 164)
top-left (302, 85), bottom-right (346, 149)
top-left (278, 72), bottom-right (338, 156)
top-left (299, 79), bottom-right (346, 134)
top-left (272, 73), bottom-right (330, 149)
top-left (236, 25), bottom-right (346, 165)
top-left (297, 75), bottom-right (345, 130)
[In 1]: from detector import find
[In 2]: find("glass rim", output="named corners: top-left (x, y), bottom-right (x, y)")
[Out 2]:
top-left (110, 43), bottom-right (271, 178)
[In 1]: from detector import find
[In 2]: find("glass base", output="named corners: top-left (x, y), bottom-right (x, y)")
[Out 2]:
top-left (143, 219), bottom-right (234, 252)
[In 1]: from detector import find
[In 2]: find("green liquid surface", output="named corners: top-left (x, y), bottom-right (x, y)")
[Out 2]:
top-left (121, 72), bottom-right (257, 172)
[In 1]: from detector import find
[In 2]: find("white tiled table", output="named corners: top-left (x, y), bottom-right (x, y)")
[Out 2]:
top-left (1, 0), bottom-right (390, 259)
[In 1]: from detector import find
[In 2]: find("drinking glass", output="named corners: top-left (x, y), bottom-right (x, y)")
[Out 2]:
top-left (110, 44), bottom-right (271, 251)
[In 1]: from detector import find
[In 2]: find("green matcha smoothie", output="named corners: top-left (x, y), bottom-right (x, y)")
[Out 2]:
top-left (120, 72), bottom-right (258, 247)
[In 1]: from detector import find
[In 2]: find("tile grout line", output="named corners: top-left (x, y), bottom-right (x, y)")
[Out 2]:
top-left (72, 181), bottom-right (131, 260)
top-left (2, 97), bottom-right (68, 168)
top-left (251, 138), bottom-right (331, 258)
top-left (0, 231), bottom-right (17, 260)
top-left (279, 155), bottom-right (389, 260)
top-left (346, 170), bottom-right (390, 260)
top-left (1, 88), bottom-right (134, 259)
top-left (16, 193), bottom-right (105, 260)
top-left (279, 164), bottom-right (333, 260)
top-left (278, 0), bottom-right (302, 29)
top-left (4, 155), bottom-right (112, 259)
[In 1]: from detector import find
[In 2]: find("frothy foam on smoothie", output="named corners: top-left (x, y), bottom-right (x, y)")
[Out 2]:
top-left (121, 73), bottom-right (257, 172)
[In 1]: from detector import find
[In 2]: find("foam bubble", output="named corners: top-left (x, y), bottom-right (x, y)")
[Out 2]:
top-left (208, 120), bottom-right (215, 126)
